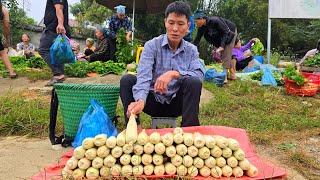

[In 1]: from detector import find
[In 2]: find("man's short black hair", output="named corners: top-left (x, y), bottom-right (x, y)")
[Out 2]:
top-left (165, 1), bottom-right (191, 20)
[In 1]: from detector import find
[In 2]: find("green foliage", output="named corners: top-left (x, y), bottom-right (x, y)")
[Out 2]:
top-left (0, 91), bottom-right (61, 136)
top-left (270, 51), bottom-right (281, 66)
top-left (206, 63), bottom-right (224, 72)
top-left (196, 0), bottom-right (320, 58)
top-left (278, 142), bottom-right (297, 151)
top-left (134, 14), bottom-right (165, 41)
top-left (70, 0), bottom-right (112, 36)
top-left (0, 56), bottom-right (47, 75)
top-left (64, 61), bottom-right (89, 77)
top-left (0, 56), bottom-right (50, 80)
top-left (284, 65), bottom-right (305, 85)
top-left (249, 70), bottom-right (284, 86)
top-left (214, 0), bottom-right (268, 44)
top-left (64, 60), bottom-right (126, 77)
top-left (304, 53), bottom-right (320, 67)
top-left (70, 0), bottom-right (111, 25)
top-left (201, 81), bottom-right (320, 135)
top-left (115, 28), bottom-right (139, 64)
top-left (19, 69), bottom-right (51, 81)
top-left (25, 56), bottom-right (48, 69)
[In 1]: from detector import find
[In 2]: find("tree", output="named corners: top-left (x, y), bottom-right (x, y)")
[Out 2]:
top-left (134, 14), bottom-right (165, 41)
top-left (70, 0), bottom-right (112, 36)
top-left (205, 0), bottom-right (319, 59)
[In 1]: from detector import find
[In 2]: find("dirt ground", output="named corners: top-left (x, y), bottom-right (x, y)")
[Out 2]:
top-left (0, 75), bottom-right (314, 179)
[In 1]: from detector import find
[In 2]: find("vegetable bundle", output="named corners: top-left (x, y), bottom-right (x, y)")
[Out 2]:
top-left (64, 61), bottom-right (126, 77)
top-left (284, 65), bottom-right (305, 85)
top-left (304, 53), bottom-right (320, 68)
top-left (251, 39), bottom-right (264, 56)
top-left (62, 127), bottom-right (258, 179)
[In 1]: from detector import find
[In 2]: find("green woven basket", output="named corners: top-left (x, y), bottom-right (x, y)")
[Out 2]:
top-left (54, 83), bottom-right (120, 138)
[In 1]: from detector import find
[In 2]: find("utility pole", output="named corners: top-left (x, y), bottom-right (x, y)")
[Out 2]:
top-left (20, 0), bottom-right (30, 12)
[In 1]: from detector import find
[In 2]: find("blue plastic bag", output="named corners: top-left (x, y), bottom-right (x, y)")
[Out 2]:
top-left (253, 55), bottom-right (264, 64)
top-left (204, 69), bottom-right (227, 87)
top-left (243, 59), bottom-right (262, 73)
top-left (50, 34), bottom-right (76, 65)
top-left (261, 65), bottom-right (277, 87)
top-left (72, 99), bottom-right (118, 147)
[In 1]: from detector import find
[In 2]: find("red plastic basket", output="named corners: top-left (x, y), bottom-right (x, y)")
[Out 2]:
top-left (302, 72), bottom-right (320, 92)
top-left (284, 78), bottom-right (318, 97)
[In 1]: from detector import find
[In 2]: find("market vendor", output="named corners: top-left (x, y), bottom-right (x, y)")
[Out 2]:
top-left (299, 39), bottom-right (320, 65)
top-left (120, 1), bottom-right (205, 128)
top-left (82, 27), bottom-right (110, 62)
top-left (193, 10), bottom-right (237, 81)
top-left (108, 5), bottom-right (132, 61)
top-left (232, 37), bottom-right (258, 71)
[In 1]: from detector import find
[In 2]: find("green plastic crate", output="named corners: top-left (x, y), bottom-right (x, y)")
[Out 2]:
top-left (54, 83), bottom-right (120, 138)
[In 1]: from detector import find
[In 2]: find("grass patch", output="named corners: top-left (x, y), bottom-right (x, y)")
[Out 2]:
top-left (202, 81), bottom-right (320, 178)
top-left (201, 81), bottom-right (320, 141)
top-left (17, 68), bottom-right (51, 81)
top-left (289, 151), bottom-right (320, 179)
top-left (0, 90), bottom-right (63, 137)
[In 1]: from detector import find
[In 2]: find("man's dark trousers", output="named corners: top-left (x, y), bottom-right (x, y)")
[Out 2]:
top-left (39, 29), bottom-right (64, 76)
top-left (120, 74), bottom-right (202, 127)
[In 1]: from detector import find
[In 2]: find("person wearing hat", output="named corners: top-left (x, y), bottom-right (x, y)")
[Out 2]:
top-left (193, 10), bottom-right (237, 81)
top-left (120, 1), bottom-right (205, 128)
top-left (183, 15), bottom-right (195, 42)
top-left (108, 5), bottom-right (132, 61)
top-left (82, 27), bottom-right (110, 62)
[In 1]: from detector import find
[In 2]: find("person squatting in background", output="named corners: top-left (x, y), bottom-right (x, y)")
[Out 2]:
top-left (231, 37), bottom-right (259, 72)
top-left (16, 33), bottom-right (35, 59)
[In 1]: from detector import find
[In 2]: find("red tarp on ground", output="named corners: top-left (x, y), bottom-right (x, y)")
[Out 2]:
top-left (32, 126), bottom-right (287, 180)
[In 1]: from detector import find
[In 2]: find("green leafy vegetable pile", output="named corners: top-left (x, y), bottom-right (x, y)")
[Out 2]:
top-left (0, 56), bottom-right (47, 75)
top-left (283, 65), bottom-right (305, 86)
top-left (64, 60), bottom-right (126, 77)
top-left (303, 53), bottom-right (320, 67)
top-left (249, 70), bottom-right (284, 85)
top-left (206, 63), bottom-right (224, 72)
top-left (251, 39), bottom-right (264, 56)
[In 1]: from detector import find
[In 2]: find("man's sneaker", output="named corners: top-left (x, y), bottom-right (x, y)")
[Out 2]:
top-left (46, 76), bottom-right (65, 86)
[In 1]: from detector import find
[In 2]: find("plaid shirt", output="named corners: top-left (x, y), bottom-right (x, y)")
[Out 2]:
top-left (133, 34), bottom-right (205, 104)
top-left (17, 42), bottom-right (35, 51)
top-left (108, 15), bottom-right (132, 39)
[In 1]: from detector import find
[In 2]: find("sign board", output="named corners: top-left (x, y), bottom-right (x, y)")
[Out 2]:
top-left (269, 0), bottom-right (320, 19)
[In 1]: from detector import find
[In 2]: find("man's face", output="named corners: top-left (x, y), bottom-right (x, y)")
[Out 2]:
top-left (164, 13), bottom-right (190, 45)
top-left (195, 18), bottom-right (205, 28)
top-left (117, 13), bottom-right (126, 20)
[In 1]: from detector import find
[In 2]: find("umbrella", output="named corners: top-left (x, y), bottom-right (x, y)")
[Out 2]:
top-left (96, 0), bottom-right (173, 14)
top-left (96, 0), bottom-right (174, 40)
